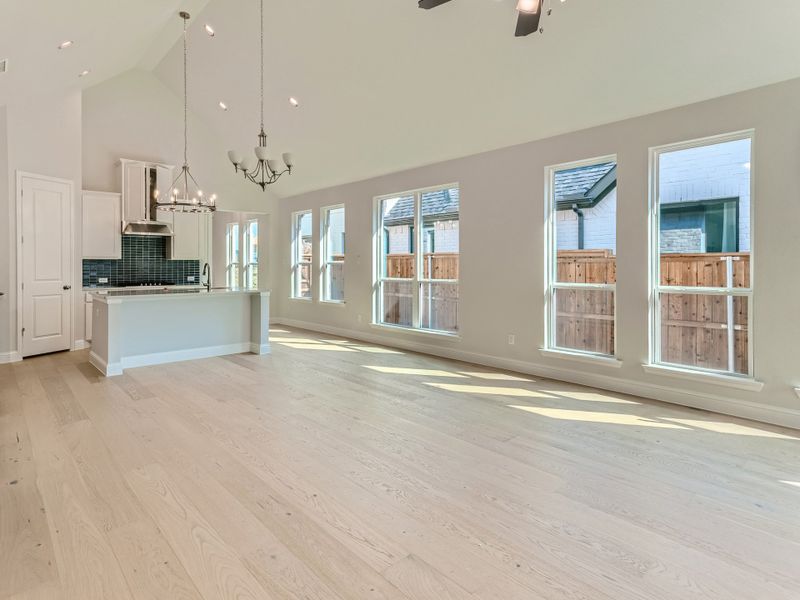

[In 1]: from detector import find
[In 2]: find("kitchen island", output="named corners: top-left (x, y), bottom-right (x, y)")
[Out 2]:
top-left (89, 288), bottom-right (270, 376)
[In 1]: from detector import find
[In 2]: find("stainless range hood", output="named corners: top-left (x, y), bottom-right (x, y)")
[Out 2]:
top-left (122, 221), bottom-right (173, 236)
top-left (121, 161), bottom-right (175, 237)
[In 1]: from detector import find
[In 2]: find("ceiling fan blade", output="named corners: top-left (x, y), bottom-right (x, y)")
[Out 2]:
top-left (515, 10), bottom-right (542, 36)
top-left (418, 0), bottom-right (453, 8)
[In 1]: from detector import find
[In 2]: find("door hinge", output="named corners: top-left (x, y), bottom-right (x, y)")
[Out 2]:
top-left (21, 327), bottom-right (25, 336)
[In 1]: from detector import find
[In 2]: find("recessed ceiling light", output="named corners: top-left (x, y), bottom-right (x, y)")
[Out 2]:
top-left (289, 97), bottom-right (299, 107)
top-left (79, 69), bottom-right (90, 77)
top-left (219, 101), bottom-right (228, 111)
top-left (58, 40), bottom-right (74, 50)
top-left (205, 24), bottom-right (215, 37)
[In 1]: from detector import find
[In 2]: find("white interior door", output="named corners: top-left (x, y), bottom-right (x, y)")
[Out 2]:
top-left (19, 174), bottom-right (73, 357)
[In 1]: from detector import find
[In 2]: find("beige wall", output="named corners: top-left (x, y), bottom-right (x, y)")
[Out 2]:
top-left (274, 77), bottom-right (800, 428)
top-left (1, 91), bottom-right (83, 356)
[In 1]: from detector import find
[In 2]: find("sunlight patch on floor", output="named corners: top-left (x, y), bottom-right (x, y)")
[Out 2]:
top-left (780, 481), bottom-right (800, 489)
top-left (270, 337), bottom-right (326, 344)
top-left (269, 328), bottom-right (291, 333)
top-left (661, 418), bottom-right (799, 440)
top-left (508, 405), bottom-right (691, 429)
top-left (458, 372), bottom-right (534, 382)
top-left (351, 346), bottom-right (404, 354)
top-left (321, 339), bottom-right (354, 344)
top-left (364, 366), bottom-right (467, 378)
top-left (541, 390), bottom-right (640, 405)
top-left (425, 382), bottom-right (554, 398)
top-left (279, 343), bottom-right (358, 352)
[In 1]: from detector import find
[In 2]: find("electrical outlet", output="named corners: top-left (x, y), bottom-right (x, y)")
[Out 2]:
top-left (98, 277), bottom-right (108, 284)
top-left (187, 275), bottom-right (196, 282)
top-left (508, 334), bottom-right (516, 346)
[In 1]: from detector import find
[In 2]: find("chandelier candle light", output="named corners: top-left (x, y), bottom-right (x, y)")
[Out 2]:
top-left (227, 0), bottom-right (294, 190)
top-left (156, 11), bottom-right (217, 213)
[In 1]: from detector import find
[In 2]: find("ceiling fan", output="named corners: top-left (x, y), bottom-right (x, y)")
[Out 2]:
top-left (419, 0), bottom-right (561, 37)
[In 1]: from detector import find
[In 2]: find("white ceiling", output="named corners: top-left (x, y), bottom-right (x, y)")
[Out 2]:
top-left (0, 0), bottom-right (209, 106)
top-left (5, 1), bottom-right (800, 199)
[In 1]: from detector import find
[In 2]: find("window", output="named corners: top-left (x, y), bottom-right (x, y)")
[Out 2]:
top-left (226, 222), bottom-right (240, 288)
top-left (243, 219), bottom-right (259, 289)
top-left (651, 132), bottom-right (753, 376)
top-left (546, 157), bottom-right (617, 357)
top-left (291, 210), bottom-right (312, 299)
top-left (376, 184), bottom-right (459, 334)
top-left (321, 205), bottom-right (345, 302)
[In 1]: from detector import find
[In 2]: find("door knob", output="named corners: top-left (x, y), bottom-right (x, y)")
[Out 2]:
top-left (63, 285), bottom-right (72, 290)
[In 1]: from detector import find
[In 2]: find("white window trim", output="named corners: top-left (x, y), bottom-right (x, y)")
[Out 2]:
top-left (544, 155), bottom-right (618, 359)
top-left (243, 218), bottom-right (258, 290)
top-left (225, 222), bottom-right (241, 289)
top-left (373, 182), bottom-right (460, 336)
top-left (320, 204), bottom-right (345, 304)
top-left (291, 209), bottom-right (313, 300)
top-left (539, 347), bottom-right (623, 368)
top-left (648, 130), bottom-right (755, 379)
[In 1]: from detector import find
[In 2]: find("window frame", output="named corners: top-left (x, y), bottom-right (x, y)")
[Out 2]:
top-left (544, 154), bottom-right (618, 359)
top-left (373, 182), bottom-right (460, 335)
top-left (243, 218), bottom-right (258, 290)
top-left (648, 129), bottom-right (755, 378)
top-left (320, 204), bottom-right (346, 304)
top-left (291, 210), bottom-right (313, 300)
top-left (225, 221), bottom-right (241, 289)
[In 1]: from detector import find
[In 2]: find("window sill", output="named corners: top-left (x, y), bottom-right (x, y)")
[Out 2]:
top-left (288, 297), bottom-right (312, 302)
top-left (320, 300), bottom-right (346, 307)
top-left (642, 363), bottom-right (764, 392)
top-left (370, 322), bottom-right (460, 340)
top-left (794, 388), bottom-right (800, 400)
top-left (540, 348), bottom-right (623, 368)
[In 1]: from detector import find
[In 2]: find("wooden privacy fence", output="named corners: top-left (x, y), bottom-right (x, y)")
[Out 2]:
top-left (385, 253), bottom-right (459, 279)
top-left (556, 250), bottom-right (750, 373)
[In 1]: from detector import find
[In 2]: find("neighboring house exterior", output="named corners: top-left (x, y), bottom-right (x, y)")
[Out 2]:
top-left (555, 138), bottom-right (750, 254)
top-left (383, 187), bottom-right (460, 255)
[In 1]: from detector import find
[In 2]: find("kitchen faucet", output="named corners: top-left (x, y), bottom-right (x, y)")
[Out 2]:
top-left (202, 262), bottom-right (211, 292)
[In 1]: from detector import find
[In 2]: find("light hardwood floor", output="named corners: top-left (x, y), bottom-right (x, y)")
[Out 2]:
top-left (2, 326), bottom-right (799, 599)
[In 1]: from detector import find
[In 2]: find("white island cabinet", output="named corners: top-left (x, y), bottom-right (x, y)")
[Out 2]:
top-left (89, 289), bottom-right (270, 376)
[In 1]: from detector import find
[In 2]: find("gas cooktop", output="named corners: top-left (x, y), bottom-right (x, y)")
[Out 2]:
top-left (117, 281), bottom-right (177, 287)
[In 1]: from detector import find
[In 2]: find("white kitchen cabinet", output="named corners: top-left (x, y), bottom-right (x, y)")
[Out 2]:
top-left (82, 191), bottom-right (122, 259)
top-left (122, 161), bottom-right (146, 223)
top-left (85, 299), bottom-right (93, 341)
top-left (171, 212), bottom-right (201, 259)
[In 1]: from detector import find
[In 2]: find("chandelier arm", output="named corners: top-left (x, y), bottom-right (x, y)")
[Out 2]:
top-left (260, 0), bottom-right (264, 130)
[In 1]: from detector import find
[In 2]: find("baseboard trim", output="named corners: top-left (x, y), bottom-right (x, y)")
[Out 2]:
top-left (73, 339), bottom-right (90, 350)
top-left (121, 342), bottom-right (253, 371)
top-left (89, 351), bottom-right (122, 377)
top-left (0, 351), bottom-right (22, 364)
top-left (273, 317), bottom-right (800, 430)
top-left (250, 342), bottom-right (271, 355)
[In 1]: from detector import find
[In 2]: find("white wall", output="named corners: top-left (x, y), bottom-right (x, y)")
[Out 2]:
top-left (1, 91), bottom-right (83, 355)
top-left (0, 106), bottom-right (9, 355)
top-left (273, 77), bottom-right (800, 428)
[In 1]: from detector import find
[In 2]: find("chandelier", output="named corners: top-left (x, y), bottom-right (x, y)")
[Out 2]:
top-left (227, 0), bottom-right (294, 190)
top-left (156, 11), bottom-right (217, 213)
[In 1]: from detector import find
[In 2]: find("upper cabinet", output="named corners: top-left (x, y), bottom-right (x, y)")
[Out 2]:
top-left (120, 159), bottom-right (174, 224)
top-left (169, 212), bottom-right (212, 262)
top-left (82, 191), bottom-right (121, 259)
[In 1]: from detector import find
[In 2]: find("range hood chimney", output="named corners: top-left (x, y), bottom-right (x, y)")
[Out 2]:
top-left (122, 162), bottom-right (174, 237)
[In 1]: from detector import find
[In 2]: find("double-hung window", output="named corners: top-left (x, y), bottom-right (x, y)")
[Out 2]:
top-left (243, 219), bottom-right (259, 289)
top-left (651, 132), bottom-right (753, 376)
top-left (226, 222), bottom-right (240, 289)
top-left (545, 156), bottom-right (618, 357)
top-left (291, 210), bottom-right (312, 299)
top-left (321, 205), bottom-right (345, 302)
top-left (375, 184), bottom-right (459, 334)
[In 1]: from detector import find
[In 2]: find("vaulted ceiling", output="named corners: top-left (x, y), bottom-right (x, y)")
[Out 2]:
top-left (4, 1), bottom-right (800, 199)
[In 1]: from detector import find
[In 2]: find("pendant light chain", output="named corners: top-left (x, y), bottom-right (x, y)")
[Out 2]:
top-left (260, 0), bottom-right (264, 130)
top-left (183, 13), bottom-right (189, 168)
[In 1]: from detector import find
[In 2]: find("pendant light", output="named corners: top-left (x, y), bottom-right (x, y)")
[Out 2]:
top-left (227, 0), bottom-right (294, 190)
top-left (156, 11), bottom-right (217, 213)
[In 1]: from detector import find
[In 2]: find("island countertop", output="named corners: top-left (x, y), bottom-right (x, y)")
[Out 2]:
top-left (91, 288), bottom-right (267, 303)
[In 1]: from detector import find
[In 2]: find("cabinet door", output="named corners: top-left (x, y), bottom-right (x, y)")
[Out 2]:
top-left (85, 302), bottom-right (92, 342)
top-left (155, 165), bottom-right (174, 201)
top-left (122, 162), bottom-right (146, 222)
top-left (172, 212), bottom-right (201, 259)
top-left (199, 213), bottom-right (212, 267)
top-left (82, 192), bottom-right (121, 259)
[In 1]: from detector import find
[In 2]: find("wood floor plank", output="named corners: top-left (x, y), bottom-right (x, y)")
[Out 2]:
top-left (2, 329), bottom-right (800, 600)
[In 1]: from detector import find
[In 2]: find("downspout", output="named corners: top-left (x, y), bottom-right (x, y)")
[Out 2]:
top-left (572, 204), bottom-right (585, 250)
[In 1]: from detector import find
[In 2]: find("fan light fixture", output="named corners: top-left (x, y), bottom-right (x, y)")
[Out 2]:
top-left (227, 0), bottom-right (294, 190)
top-left (156, 12), bottom-right (217, 213)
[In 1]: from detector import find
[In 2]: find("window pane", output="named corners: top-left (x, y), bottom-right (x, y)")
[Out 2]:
top-left (658, 138), bottom-right (751, 288)
top-left (420, 281), bottom-right (458, 333)
top-left (554, 288), bottom-right (615, 355)
top-left (298, 263), bottom-right (311, 298)
top-left (381, 195), bottom-right (415, 279)
top-left (660, 293), bottom-right (748, 374)
top-left (323, 207), bottom-right (345, 301)
top-left (292, 212), bottom-right (312, 298)
top-left (420, 187), bottom-right (459, 280)
top-left (326, 262), bottom-right (344, 302)
top-left (554, 161), bottom-right (617, 284)
top-left (381, 280), bottom-right (413, 327)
